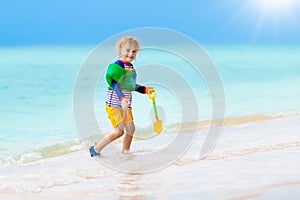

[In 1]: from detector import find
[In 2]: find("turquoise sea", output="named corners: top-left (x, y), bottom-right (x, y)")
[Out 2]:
top-left (0, 44), bottom-right (300, 166)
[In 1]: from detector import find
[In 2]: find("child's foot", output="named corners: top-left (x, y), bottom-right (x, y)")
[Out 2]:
top-left (89, 146), bottom-right (100, 157)
top-left (122, 149), bottom-right (135, 154)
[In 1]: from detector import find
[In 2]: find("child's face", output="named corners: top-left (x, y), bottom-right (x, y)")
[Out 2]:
top-left (119, 44), bottom-right (138, 63)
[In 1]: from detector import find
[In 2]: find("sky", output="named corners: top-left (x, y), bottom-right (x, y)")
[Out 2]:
top-left (1, 0), bottom-right (300, 46)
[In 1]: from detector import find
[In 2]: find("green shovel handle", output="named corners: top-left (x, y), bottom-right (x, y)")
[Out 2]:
top-left (148, 89), bottom-right (159, 121)
top-left (152, 99), bottom-right (159, 121)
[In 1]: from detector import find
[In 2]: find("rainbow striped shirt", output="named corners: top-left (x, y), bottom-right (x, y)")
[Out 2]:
top-left (105, 62), bottom-right (135, 108)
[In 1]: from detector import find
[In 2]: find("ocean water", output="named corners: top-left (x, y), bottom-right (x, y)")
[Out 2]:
top-left (0, 44), bottom-right (299, 167)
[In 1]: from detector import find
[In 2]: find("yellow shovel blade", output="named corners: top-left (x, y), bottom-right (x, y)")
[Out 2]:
top-left (154, 119), bottom-right (163, 134)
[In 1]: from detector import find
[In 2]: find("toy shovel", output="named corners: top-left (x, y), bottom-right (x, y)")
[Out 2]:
top-left (147, 89), bottom-right (162, 134)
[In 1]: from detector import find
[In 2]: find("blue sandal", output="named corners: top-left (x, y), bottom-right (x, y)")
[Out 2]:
top-left (89, 146), bottom-right (101, 157)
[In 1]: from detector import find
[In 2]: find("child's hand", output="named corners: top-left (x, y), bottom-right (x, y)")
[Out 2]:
top-left (120, 97), bottom-right (129, 110)
top-left (146, 87), bottom-right (155, 95)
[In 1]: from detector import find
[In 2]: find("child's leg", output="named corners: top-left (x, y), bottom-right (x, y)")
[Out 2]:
top-left (122, 122), bottom-right (135, 152)
top-left (94, 125), bottom-right (124, 153)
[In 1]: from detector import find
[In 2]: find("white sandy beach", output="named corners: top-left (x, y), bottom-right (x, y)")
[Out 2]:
top-left (1, 115), bottom-right (300, 200)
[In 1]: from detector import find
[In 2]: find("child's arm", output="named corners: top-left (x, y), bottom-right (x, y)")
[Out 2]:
top-left (135, 84), bottom-right (147, 94)
top-left (112, 79), bottom-right (129, 109)
top-left (112, 79), bottom-right (125, 100)
top-left (135, 84), bottom-right (154, 94)
top-left (111, 79), bottom-right (125, 100)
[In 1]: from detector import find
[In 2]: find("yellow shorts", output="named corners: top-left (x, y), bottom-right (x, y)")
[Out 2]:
top-left (105, 106), bottom-right (134, 128)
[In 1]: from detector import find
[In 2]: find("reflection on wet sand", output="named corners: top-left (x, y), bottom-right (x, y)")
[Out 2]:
top-left (116, 173), bottom-right (145, 200)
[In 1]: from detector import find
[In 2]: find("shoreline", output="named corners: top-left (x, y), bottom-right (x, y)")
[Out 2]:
top-left (1, 111), bottom-right (299, 168)
top-left (165, 111), bottom-right (299, 133)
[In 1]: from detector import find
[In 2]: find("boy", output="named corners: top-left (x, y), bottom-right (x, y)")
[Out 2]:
top-left (89, 36), bottom-right (154, 156)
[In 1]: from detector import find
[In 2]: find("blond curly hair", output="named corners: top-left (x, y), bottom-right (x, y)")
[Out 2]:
top-left (116, 36), bottom-right (140, 54)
